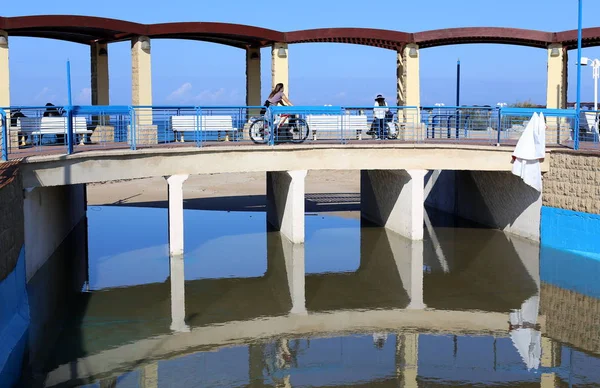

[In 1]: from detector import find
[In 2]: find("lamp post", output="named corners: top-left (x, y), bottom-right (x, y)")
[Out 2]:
top-left (580, 57), bottom-right (600, 111)
top-left (575, 0), bottom-right (583, 149)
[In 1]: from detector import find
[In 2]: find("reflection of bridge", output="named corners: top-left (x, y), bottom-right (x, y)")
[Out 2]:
top-left (41, 218), bottom-right (547, 386)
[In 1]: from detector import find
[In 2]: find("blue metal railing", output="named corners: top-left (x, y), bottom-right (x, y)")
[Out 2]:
top-left (0, 104), bottom-right (596, 161)
top-left (0, 109), bottom-right (7, 161)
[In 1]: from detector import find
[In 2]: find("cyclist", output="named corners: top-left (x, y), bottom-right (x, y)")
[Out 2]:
top-left (261, 83), bottom-right (296, 141)
top-left (262, 83), bottom-right (293, 113)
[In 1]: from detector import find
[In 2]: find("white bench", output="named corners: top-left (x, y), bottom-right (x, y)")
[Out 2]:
top-left (305, 114), bottom-right (369, 140)
top-left (171, 115), bottom-right (237, 142)
top-left (17, 116), bottom-right (91, 145)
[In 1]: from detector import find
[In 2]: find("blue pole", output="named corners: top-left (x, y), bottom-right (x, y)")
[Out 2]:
top-left (66, 60), bottom-right (74, 154)
top-left (456, 59), bottom-right (461, 138)
top-left (575, 0), bottom-right (583, 150)
top-left (1, 111), bottom-right (7, 161)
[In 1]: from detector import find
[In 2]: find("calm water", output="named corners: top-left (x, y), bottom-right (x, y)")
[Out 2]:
top-left (22, 206), bottom-right (600, 387)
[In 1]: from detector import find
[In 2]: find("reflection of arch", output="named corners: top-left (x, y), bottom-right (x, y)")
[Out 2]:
top-left (3, 15), bottom-right (600, 49)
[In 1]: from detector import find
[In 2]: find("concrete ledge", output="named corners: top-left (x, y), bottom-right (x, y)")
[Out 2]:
top-left (19, 144), bottom-right (548, 188)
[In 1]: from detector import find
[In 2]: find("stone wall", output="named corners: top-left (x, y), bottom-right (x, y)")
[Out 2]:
top-left (543, 150), bottom-right (600, 214)
top-left (0, 161), bottom-right (24, 281)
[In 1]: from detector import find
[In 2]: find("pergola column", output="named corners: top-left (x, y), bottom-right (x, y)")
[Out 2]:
top-left (131, 36), bottom-right (156, 144)
top-left (91, 42), bottom-right (109, 106)
top-left (246, 47), bottom-right (261, 107)
top-left (271, 42), bottom-right (289, 96)
top-left (545, 44), bottom-right (567, 110)
top-left (397, 44), bottom-right (420, 108)
top-left (0, 30), bottom-right (15, 151)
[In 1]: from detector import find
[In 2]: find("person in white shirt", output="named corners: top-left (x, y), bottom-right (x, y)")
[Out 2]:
top-left (371, 94), bottom-right (390, 139)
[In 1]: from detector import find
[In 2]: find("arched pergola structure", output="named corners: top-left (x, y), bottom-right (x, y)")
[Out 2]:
top-left (1, 15), bottom-right (598, 121)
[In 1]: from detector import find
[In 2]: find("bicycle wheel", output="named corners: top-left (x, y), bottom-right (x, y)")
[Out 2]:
top-left (387, 122), bottom-right (400, 140)
top-left (249, 119), bottom-right (269, 144)
top-left (289, 118), bottom-right (310, 143)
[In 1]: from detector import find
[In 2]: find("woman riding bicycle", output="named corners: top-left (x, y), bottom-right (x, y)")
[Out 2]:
top-left (262, 83), bottom-right (293, 113)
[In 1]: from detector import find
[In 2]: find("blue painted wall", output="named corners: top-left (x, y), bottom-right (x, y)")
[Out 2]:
top-left (541, 206), bottom-right (600, 259)
top-left (0, 247), bottom-right (30, 388)
top-left (540, 206), bottom-right (600, 299)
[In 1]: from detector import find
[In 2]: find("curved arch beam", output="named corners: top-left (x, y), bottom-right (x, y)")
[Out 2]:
top-left (286, 28), bottom-right (411, 50)
top-left (414, 27), bottom-right (554, 49)
top-left (1, 15), bottom-right (600, 51)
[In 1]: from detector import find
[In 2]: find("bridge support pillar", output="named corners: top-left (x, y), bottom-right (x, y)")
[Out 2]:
top-left (425, 170), bottom-right (542, 241)
top-left (267, 170), bottom-right (306, 244)
top-left (361, 169), bottom-right (426, 240)
top-left (246, 47), bottom-right (262, 118)
top-left (271, 42), bottom-right (289, 96)
top-left (397, 44), bottom-right (420, 108)
top-left (546, 44), bottom-right (567, 110)
top-left (165, 174), bottom-right (188, 256)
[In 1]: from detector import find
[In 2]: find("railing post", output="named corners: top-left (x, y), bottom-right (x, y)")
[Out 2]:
top-left (66, 106), bottom-right (74, 154)
top-left (130, 107), bottom-right (137, 150)
top-left (268, 107), bottom-right (275, 146)
top-left (496, 108), bottom-right (502, 145)
top-left (195, 106), bottom-right (202, 147)
top-left (1, 110), bottom-right (7, 161)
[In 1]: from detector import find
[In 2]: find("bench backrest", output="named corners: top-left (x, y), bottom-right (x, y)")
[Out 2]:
top-left (306, 114), bottom-right (368, 139)
top-left (17, 116), bottom-right (88, 133)
top-left (171, 115), bottom-right (235, 131)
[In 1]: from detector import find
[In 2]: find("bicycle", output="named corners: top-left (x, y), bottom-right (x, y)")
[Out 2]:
top-left (249, 112), bottom-right (310, 144)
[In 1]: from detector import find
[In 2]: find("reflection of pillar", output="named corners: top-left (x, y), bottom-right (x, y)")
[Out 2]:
top-left (267, 232), bottom-right (306, 314)
top-left (540, 336), bottom-right (561, 388)
top-left (139, 362), bottom-right (158, 388)
top-left (267, 170), bottom-right (307, 244)
top-left (272, 43), bottom-right (289, 96)
top-left (382, 229), bottom-right (425, 309)
top-left (166, 174), bottom-right (189, 256)
top-left (99, 377), bottom-right (117, 388)
top-left (396, 333), bottom-right (418, 388)
top-left (361, 169), bottom-right (426, 240)
top-left (249, 344), bottom-right (265, 387)
top-left (169, 254), bottom-right (189, 332)
top-left (281, 235), bottom-right (306, 315)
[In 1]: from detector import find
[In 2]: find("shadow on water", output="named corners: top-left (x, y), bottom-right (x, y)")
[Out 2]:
top-left (16, 205), bottom-right (600, 387)
top-left (105, 193), bottom-right (361, 213)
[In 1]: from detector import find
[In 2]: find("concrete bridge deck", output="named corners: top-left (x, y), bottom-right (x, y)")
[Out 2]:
top-left (18, 143), bottom-right (548, 188)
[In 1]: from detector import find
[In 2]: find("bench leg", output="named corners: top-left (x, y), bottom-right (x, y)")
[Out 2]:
top-left (180, 133), bottom-right (185, 143)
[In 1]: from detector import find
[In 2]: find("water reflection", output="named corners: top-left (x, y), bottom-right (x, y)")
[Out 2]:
top-left (24, 206), bottom-right (600, 387)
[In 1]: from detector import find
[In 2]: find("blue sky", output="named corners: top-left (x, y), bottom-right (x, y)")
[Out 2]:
top-left (4, 0), bottom-right (600, 107)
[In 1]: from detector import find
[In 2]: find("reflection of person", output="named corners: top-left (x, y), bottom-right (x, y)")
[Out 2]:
top-left (372, 332), bottom-right (388, 349)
